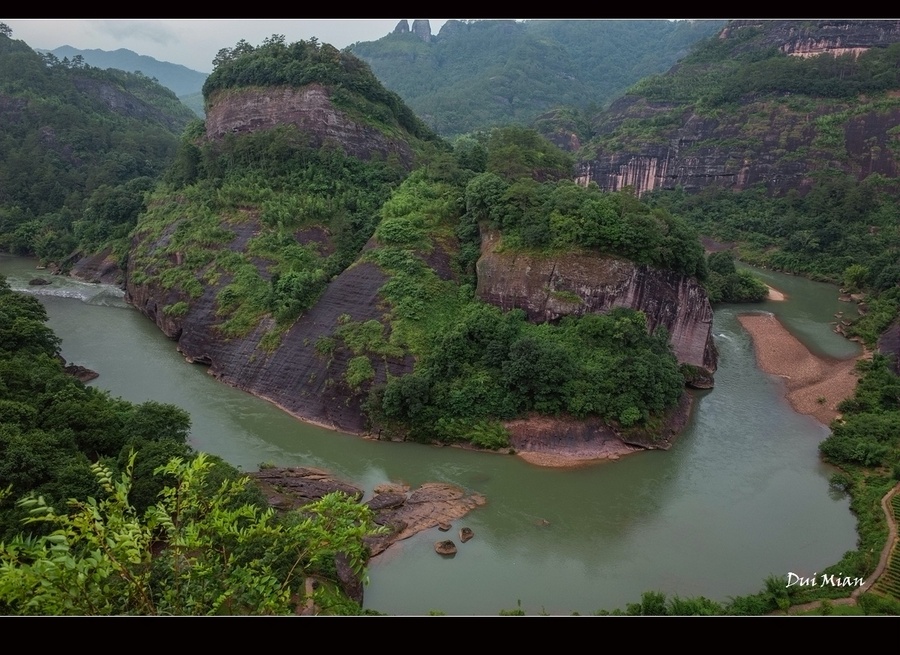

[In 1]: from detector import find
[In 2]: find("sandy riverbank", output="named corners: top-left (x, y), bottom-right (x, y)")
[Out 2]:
top-left (766, 285), bottom-right (786, 301)
top-left (736, 313), bottom-right (866, 426)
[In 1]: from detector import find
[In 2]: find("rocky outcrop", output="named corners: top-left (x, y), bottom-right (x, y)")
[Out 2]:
top-left (878, 319), bottom-right (900, 375)
top-left (127, 253), bottom-right (413, 434)
top-left (723, 20), bottom-right (900, 58)
top-left (63, 363), bottom-right (99, 383)
top-left (250, 466), bottom-right (483, 605)
top-left (204, 85), bottom-right (415, 168)
top-left (476, 229), bottom-right (717, 386)
top-left (68, 247), bottom-right (123, 285)
top-left (250, 467), bottom-right (486, 559)
top-left (506, 390), bottom-right (694, 467)
top-left (393, 20), bottom-right (410, 35)
top-left (411, 20), bottom-right (432, 43)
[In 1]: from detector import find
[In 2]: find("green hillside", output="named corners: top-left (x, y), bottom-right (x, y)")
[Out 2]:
top-left (0, 27), bottom-right (196, 265)
top-left (349, 19), bottom-right (723, 137)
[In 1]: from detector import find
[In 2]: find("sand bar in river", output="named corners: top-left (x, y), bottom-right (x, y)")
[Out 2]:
top-left (736, 312), bottom-right (866, 426)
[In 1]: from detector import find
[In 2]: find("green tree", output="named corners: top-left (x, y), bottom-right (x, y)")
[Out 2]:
top-left (0, 453), bottom-right (383, 615)
top-left (843, 264), bottom-right (869, 291)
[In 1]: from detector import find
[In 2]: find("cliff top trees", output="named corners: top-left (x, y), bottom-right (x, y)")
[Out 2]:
top-left (203, 36), bottom-right (439, 143)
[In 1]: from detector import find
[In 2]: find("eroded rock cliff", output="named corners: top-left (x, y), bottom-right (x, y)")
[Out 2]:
top-left (576, 99), bottom-right (900, 196)
top-left (126, 232), bottom-right (413, 434)
top-left (577, 20), bottom-right (900, 197)
top-left (204, 84), bottom-right (415, 168)
top-left (476, 229), bottom-right (717, 387)
top-left (724, 19), bottom-right (900, 58)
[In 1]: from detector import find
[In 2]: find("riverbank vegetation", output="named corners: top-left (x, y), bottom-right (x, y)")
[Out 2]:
top-left (0, 276), bottom-right (383, 614)
top-left (644, 174), bottom-right (900, 343)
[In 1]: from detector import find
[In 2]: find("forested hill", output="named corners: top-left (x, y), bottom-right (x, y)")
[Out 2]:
top-left (48, 45), bottom-right (208, 97)
top-left (47, 45), bottom-right (208, 117)
top-left (348, 19), bottom-right (724, 137)
top-left (0, 26), bottom-right (197, 266)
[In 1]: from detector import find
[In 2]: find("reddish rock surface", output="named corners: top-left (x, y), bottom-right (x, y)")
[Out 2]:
top-left (476, 229), bottom-right (717, 386)
top-left (204, 84), bottom-right (415, 169)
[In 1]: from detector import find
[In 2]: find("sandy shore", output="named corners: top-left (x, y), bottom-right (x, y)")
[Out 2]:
top-left (737, 313), bottom-right (866, 426)
top-left (515, 446), bottom-right (638, 468)
top-left (766, 285), bottom-right (786, 301)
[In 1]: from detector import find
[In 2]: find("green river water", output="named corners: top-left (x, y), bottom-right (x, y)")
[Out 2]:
top-left (0, 254), bottom-right (861, 615)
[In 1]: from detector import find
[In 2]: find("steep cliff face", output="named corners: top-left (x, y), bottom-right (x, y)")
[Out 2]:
top-left (476, 229), bottom-right (717, 386)
top-left (126, 232), bottom-right (413, 433)
top-left (724, 19), bottom-right (900, 58)
top-left (577, 99), bottom-right (900, 196)
top-left (578, 20), bottom-right (900, 196)
top-left (204, 85), bottom-right (415, 168)
top-left (878, 319), bottom-right (900, 375)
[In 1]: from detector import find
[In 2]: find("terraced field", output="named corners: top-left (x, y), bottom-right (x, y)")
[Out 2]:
top-left (873, 493), bottom-right (900, 600)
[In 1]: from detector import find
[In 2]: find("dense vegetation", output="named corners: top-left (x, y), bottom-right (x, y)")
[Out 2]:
top-left (332, 128), bottom-right (704, 445)
top-left (349, 19), bottom-right (723, 137)
top-left (132, 122), bottom-right (406, 339)
top-left (0, 27), bottom-right (196, 265)
top-left (703, 251), bottom-right (768, 304)
top-left (644, 174), bottom-right (900, 342)
top-left (0, 275), bottom-right (381, 614)
top-left (631, 28), bottom-right (900, 108)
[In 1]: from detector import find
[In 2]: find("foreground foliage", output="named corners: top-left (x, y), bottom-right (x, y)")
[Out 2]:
top-left (0, 277), bottom-right (381, 613)
top-left (0, 453), bottom-right (381, 615)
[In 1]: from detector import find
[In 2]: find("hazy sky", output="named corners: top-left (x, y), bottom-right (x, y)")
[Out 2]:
top-left (4, 19), bottom-right (454, 73)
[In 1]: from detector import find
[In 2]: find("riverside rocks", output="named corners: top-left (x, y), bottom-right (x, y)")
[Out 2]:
top-left (250, 467), bottom-right (486, 558)
top-left (435, 540), bottom-right (457, 556)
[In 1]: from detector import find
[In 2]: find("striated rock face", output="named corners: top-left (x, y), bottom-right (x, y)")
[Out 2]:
top-left (577, 98), bottom-right (900, 197)
top-left (411, 20), bottom-right (432, 43)
top-left (476, 229), bottom-right (717, 386)
top-left (724, 19), bottom-right (900, 58)
top-left (68, 247), bottom-right (123, 285)
top-left (204, 84), bottom-right (415, 169)
top-left (126, 230), bottom-right (413, 434)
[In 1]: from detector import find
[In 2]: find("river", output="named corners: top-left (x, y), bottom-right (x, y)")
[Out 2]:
top-left (0, 254), bottom-right (860, 615)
